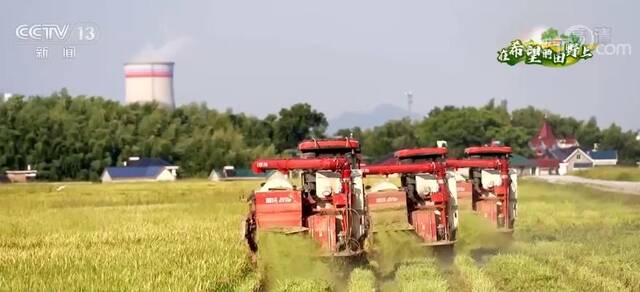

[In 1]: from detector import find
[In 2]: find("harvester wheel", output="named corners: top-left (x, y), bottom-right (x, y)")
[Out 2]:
top-left (242, 217), bottom-right (258, 253)
top-left (433, 244), bottom-right (455, 264)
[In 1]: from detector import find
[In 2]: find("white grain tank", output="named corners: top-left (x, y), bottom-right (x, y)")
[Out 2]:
top-left (124, 62), bottom-right (175, 109)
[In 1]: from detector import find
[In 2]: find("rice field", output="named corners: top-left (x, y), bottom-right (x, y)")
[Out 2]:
top-left (574, 166), bottom-right (640, 182)
top-left (1, 178), bottom-right (640, 291)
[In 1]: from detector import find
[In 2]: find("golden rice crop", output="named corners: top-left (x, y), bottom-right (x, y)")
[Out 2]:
top-left (1, 178), bottom-right (640, 291)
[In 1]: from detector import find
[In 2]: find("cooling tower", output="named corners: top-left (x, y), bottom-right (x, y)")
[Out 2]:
top-left (124, 62), bottom-right (175, 109)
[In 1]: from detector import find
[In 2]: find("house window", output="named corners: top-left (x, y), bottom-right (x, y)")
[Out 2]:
top-left (577, 153), bottom-right (581, 160)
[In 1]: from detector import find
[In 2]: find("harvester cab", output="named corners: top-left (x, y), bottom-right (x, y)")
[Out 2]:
top-left (361, 147), bottom-right (458, 246)
top-left (447, 146), bottom-right (517, 232)
top-left (245, 138), bottom-right (368, 257)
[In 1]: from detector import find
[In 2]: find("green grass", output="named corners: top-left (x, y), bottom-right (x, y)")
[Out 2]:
top-left (478, 180), bottom-right (640, 292)
top-left (454, 255), bottom-right (494, 292)
top-left (347, 268), bottom-right (376, 292)
top-left (573, 166), bottom-right (640, 181)
top-left (2, 179), bottom-right (640, 291)
top-left (257, 233), bottom-right (336, 291)
top-left (393, 259), bottom-right (449, 292)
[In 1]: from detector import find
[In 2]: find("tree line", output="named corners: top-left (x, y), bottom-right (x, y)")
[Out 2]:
top-left (339, 99), bottom-right (640, 164)
top-left (1, 90), bottom-right (638, 180)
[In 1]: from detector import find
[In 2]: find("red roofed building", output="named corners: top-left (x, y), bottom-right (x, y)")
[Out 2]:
top-left (557, 135), bottom-right (579, 149)
top-left (534, 158), bottom-right (560, 175)
top-left (529, 121), bottom-right (580, 156)
top-left (529, 121), bottom-right (557, 155)
top-left (529, 121), bottom-right (580, 175)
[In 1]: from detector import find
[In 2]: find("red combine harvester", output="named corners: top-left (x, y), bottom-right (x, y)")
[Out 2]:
top-left (447, 146), bottom-right (517, 232)
top-left (456, 178), bottom-right (473, 200)
top-left (244, 139), bottom-right (368, 257)
top-left (361, 147), bottom-right (458, 246)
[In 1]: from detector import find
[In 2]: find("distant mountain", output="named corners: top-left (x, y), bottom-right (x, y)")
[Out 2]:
top-left (327, 103), bottom-right (420, 134)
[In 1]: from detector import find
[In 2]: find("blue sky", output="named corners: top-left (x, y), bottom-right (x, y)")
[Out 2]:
top-left (1, 1), bottom-right (638, 130)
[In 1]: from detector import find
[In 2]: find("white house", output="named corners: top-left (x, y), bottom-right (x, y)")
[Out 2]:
top-left (101, 157), bottom-right (178, 183)
top-left (587, 149), bottom-right (618, 166)
top-left (550, 147), bottom-right (594, 175)
top-left (101, 166), bottom-right (177, 182)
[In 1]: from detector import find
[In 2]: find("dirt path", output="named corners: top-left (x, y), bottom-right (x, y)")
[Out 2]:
top-left (527, 175), bottom-right (640, 195)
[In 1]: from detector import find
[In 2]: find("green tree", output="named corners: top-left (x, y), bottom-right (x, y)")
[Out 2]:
top-left (273, 103), bottom-right (327, 151)
top-left (541, 28), bottom-right (559, 41)
top-left (334, 127), bottom-right (363, 139)
top-left (3, 92), bottom-right (640, 179)
top-left (362, 119), bottom-right (418, 160)
top-left (577, 117), bottom-right (602, 148)
top-left (415, 102), bottom-right (511, 157)
top-left (547, 115), bottom-right (580, 138)
top-left (487, 126), bottom-right (534, 157)
top-left (511, 106), bottom-right (546, 137)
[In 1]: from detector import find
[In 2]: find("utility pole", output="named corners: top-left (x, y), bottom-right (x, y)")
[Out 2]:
top-left (405, 91), bottom-right (413, 118)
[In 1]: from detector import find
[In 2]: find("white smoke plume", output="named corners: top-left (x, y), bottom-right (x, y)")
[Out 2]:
top-left (131, 36), bottom-right (193, 62)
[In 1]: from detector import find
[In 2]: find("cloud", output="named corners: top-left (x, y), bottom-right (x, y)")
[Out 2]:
top-left (521, 26), bottom-right (548, 42)
top-left (130, 36), bottom-right (193, 62)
